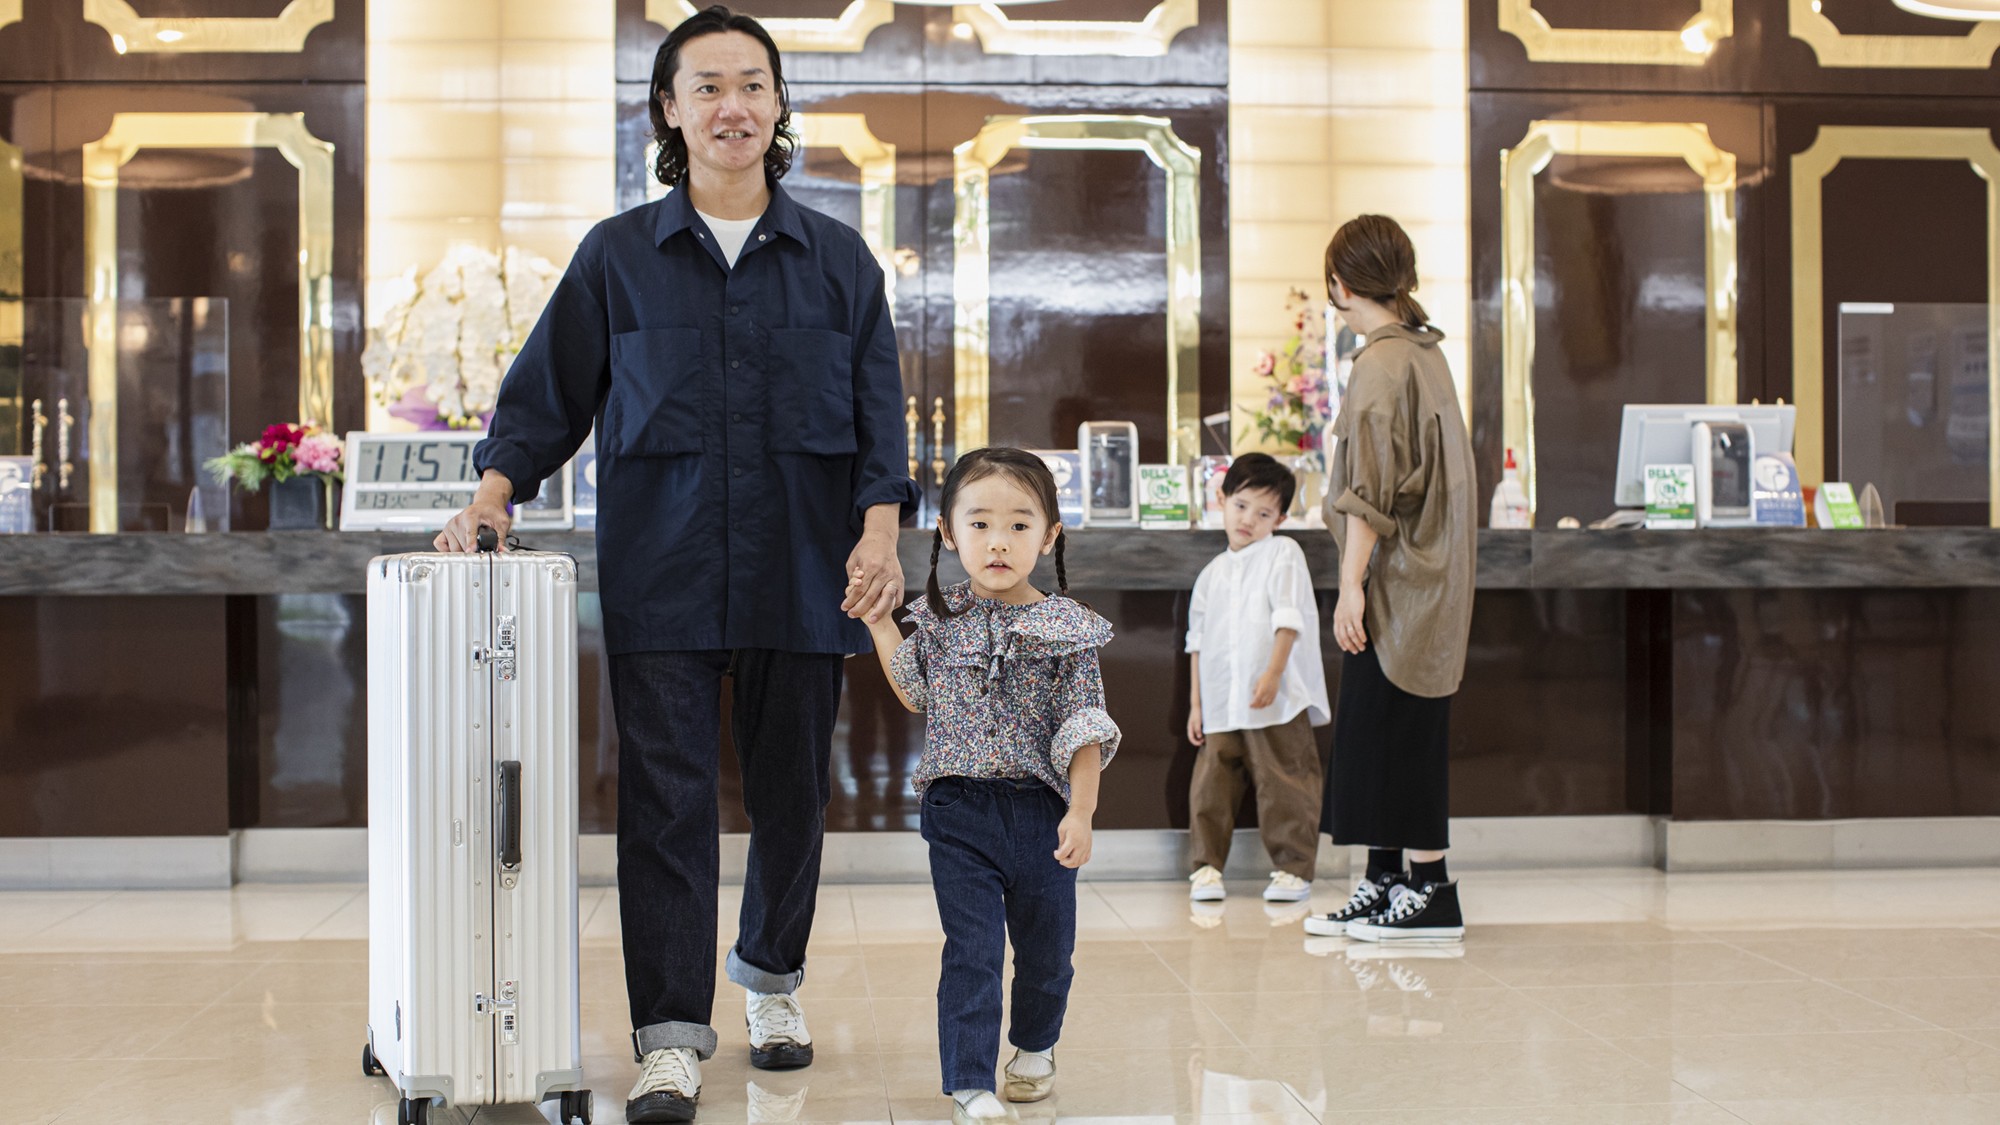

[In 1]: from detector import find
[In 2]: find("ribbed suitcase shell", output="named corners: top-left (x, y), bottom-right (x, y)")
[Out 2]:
top-left (366, 548), bottom-right (585, 1111)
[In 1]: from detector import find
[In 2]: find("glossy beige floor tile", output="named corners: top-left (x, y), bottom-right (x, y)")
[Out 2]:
top-left (1517, 979), bottom-right (1925, 1038)
top-left (10, 869), bottom-right (2000, 1120)
top-left (1836, 974), bottom-right (2000, 1028)
top-left (1717, 1094), bottom-right (2000, 1124)
top-left (1610, 1029), bottom-right (2000, 1101)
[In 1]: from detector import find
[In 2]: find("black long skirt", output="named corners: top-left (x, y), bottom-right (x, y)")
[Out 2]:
top-left (1322, 643), bottom-right (1453, 851)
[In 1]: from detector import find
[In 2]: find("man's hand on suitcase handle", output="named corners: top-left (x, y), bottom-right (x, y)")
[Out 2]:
top-left (437, 470), bottom-right (515, 553)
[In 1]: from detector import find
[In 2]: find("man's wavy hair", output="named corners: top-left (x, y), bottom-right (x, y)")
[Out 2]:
top-left (649, 5), bottom-right (795, 188)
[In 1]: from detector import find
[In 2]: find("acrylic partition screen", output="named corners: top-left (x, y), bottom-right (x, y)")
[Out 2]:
top-left (0, 297), bottom-right (230, 533)
top-left (1837, 302), bottom-right (1993, 527)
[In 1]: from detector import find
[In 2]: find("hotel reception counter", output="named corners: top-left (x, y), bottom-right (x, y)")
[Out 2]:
top-left (4, 528), bottom-right (1999, 875)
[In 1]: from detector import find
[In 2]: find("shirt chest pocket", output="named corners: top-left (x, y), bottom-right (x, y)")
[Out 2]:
top-left (767, 328), bottom-right (858, 456)
top-left (606, 327), bottom-right (705, 456)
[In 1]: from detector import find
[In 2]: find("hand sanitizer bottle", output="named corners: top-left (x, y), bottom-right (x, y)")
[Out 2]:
top-left (1490, 448), bottom-right (1532, 529)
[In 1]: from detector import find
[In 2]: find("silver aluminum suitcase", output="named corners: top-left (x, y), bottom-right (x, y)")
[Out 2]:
top-left (362, 535), bottom-right (593, 1125)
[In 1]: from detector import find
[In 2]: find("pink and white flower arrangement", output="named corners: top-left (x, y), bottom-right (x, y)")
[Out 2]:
top-left (204, 420), bottom-right (344, 490)
top-left (1245, 288), bottom-right (1331, 462)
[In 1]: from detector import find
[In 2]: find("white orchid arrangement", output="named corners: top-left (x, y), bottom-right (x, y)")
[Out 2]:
top-left (362, 245), bottom-right (561, 430)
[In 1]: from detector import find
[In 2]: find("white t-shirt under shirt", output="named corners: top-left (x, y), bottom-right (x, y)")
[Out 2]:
top-left (696, 208), bottom-right (761, 268)
top-left (1185, 533), bottom-right (1332, 734)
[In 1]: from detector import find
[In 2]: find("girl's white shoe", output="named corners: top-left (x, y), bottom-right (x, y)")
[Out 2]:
top-left (1189, 865), bottom-right (1226, 901)
top-left (952, 1089), bottom-right (1012, 1125)
top-left (1003, 1048), bottom-right (1056, 1102)
top-left (1264, 871), bottom-right (1311, 902)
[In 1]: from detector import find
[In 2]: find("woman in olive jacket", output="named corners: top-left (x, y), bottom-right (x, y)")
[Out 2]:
top-left (1305, 214), bottom-right (1477, 945)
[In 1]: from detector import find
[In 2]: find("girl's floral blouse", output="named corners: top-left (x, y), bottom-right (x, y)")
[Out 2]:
top-left (889, 582), bottom-right (1121, 804)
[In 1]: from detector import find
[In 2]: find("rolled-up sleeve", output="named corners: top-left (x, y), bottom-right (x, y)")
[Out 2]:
top-left (1049, 649), bottom-right (1121, 773)
top-left (1332, 409), bottom-right (1402, 539)
top-left (474, 229), bottom-right (610, 505)
top-left (848, 251), bottom-right (920, 529)
top-left (889, 631), bottom-right (929, 712)
top-left (1266, 541), bottom-right (1312, 634)
top-left (1184, 569), bottom-right (1209, 654)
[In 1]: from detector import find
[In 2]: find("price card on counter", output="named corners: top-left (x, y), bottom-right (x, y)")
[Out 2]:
top-left (338, 431), bottom-right (574, 533)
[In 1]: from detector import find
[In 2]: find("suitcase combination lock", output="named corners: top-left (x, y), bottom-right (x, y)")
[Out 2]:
top-left (472, 615), bottom-right (519, 681)
top-left (475, 981), bottom-right (521, 1045)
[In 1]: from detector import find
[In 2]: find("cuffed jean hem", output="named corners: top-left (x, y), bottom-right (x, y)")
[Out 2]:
top-left (942, 1079), bottom-right (997, 1096)
top-left (726, 945), bottom-right (805, 994)
top-left (633, 1021), bottom-right (718, 1062)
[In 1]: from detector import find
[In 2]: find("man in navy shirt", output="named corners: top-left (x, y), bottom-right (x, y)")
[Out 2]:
top-left (438, 7), bottom-right (916, 1121)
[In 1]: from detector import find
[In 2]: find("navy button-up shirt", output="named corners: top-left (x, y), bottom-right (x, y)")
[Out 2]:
top-left (475, 183), bottom-right (919, 656)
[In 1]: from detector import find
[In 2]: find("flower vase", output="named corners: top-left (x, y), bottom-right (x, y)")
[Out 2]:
top-left (269, 475), bottom-right (326, 530)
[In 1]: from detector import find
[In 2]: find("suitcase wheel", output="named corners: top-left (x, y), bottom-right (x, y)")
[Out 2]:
top-left (397, 1096), bottom-right (430, 1125)
top-left (361, 1043), bottom-right (386, 1077)
top-left (560, 1089), bottom-right (594, 1124)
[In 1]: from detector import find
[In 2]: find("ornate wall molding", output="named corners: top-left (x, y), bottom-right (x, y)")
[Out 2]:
top-left (1501, 120), bottom-right (1740, 518)
top-left (645, 0), bottom-right (895, 54)
top-left (954, 114), bottom-right (1202, 459)
top-left (81, 0), bottom-right (334, 54)
top-left (83, 112), bottom-right (335, 532)
top-left (951, 0), bottom-right (1197, 58)
top-left (1790, 125), bottom-right (2000, 523)
top-left (1497, 0), bottom-right (1732, 66)
top-left (1788, 0), bottom-right (2000, 69)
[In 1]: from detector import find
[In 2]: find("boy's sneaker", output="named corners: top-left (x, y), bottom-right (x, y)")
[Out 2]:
top-left (1263, 871), bottom-right (1311, 902)
top-left (1189, 865), bottom-right (1226, 901)
top-left (746, 991), bottom-right (814, 1070)
top-left (1302, 870), bottom-right (1406, 936)
top-left (627, 1046), bottom-right (701, 1123)
top-left (1344, 880), bottom-right (1465, 944)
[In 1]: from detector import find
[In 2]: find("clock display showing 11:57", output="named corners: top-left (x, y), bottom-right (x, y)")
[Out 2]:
top-left (356, 440), bottom-right (478, 485)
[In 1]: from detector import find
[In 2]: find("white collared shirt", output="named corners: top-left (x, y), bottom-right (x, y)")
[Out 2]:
top-left (1186, 533), bottom-right (1331, 733)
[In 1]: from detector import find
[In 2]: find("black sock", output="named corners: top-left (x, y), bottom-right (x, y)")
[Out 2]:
top-left (1411, 857), bottom-right (1448, 886)
top-left (1366, 849), bottom-right (1404, 881)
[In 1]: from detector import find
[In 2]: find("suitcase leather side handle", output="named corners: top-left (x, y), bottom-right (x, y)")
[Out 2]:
top-left (497, 760), bottom-right (523, 871)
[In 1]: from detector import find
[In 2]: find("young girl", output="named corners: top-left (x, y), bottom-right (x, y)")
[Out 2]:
top-left (855, 446), bottom-right (1119, 1125)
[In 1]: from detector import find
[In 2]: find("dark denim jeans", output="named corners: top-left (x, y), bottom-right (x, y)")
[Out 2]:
top-left (609, 649), bottom-right (842, 1061)
top-left (919, 776), bottom-right (1078, 1094)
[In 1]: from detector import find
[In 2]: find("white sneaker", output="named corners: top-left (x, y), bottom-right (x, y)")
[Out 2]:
top-left (746, 991), bottom-right (814, 1070)
top-left (1189, 865), bottom-right (1226, 901)
top-left (1263, 871), bottom-right (1311, 902)
top-left (627, 1046), bottom-right (701, 1123)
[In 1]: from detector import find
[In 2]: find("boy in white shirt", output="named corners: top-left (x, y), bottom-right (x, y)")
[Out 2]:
top-left (1184, 454), bottom-right (1332, 903)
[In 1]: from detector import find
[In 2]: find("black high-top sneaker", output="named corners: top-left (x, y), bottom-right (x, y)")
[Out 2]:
top-left (1303, 870), bottom-right (1408, 936)
top-left (1344, 880), bottom-right (1465, 943)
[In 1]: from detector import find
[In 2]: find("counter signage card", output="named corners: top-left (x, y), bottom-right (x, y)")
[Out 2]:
top-left (0, 456), bottom-right (33, 534)
top-left (1816, 482), bottom-right (1865, 530)
top-left (1751, 453), bottom-right (1806, 527)
top-left (1138, 463), bottom-right (1192, 529)
top-left (1644, 463), bottom-right (1697, 529)
top-left (1027, 449), bottom-right (1085, 528)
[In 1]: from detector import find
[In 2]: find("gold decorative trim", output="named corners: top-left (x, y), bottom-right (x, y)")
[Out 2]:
top-left (794, 113), bottom-right (897, 304)
top-left (1788, 0), bottom-right (2000, 69)
top-left (0, 1), bottom-right (19, 33)
top-left (954, 115), bottom-right (1202, 461)
top-left (84, 112), bottom-right (336, 533)
top-left (1497, 0), bottom-right (1733, 66)
top-left (1790, 126), bottom-right (2000, 525)
top-left (951, 0), bottom-right (1197, 58)
top-left (82, 0), bottom-right (334, 54)
top-left (1501, 120), bottom-right (1739, 519)
top-left (645, 0), bottom-right (894, 54)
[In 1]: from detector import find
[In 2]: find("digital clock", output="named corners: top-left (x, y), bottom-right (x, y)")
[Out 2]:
top-left (338, 431), bottom-right (574, 533)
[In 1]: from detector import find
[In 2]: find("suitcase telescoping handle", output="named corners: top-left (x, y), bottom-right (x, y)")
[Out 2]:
top-left (497, 760), bottom-right (523, 871)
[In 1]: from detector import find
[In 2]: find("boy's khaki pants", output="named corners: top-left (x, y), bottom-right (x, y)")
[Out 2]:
top-left (1188, 711), bottom-right (1323, 881)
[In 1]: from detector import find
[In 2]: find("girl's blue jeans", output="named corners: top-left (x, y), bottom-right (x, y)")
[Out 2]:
top-left (919, 775), bottom-right (1078, 1094)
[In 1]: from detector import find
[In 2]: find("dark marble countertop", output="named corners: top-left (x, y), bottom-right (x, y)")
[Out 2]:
top-left (1, 527), bottom-right (1997, 597)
